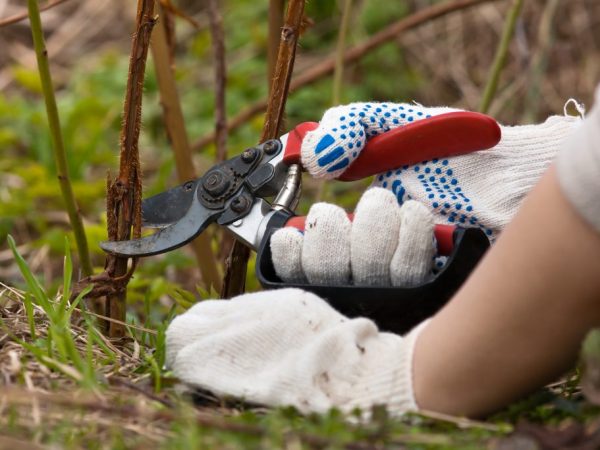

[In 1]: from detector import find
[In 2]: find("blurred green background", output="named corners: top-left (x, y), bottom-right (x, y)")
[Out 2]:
top-left (0, 0), bottom-right (598, 308)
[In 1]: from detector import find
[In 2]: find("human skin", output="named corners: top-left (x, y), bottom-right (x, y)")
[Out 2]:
top-left (413, 165), bottom-right (600, 417)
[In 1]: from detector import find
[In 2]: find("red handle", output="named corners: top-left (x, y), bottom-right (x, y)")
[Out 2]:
top-left (285, 215), bottom-right (456, 256)
top-left (283, 112), bottom-right (501, 181)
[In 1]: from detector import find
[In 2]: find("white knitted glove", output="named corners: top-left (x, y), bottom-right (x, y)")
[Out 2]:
top-left (166, 288), bottom-right (427, 416)
top-left (301, 102), bottom-right (581, 239)
top-left (270, 188), bottom-right (435, 287)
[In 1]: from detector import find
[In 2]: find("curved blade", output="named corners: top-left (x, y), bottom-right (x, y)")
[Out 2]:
top-left (101, 197), bottom-right (219, 257)
top-left (142, 179), bottom-right (199, 228)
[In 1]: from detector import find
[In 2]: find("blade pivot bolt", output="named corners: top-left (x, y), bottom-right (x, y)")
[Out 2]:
top-left (231, 196), bottom-right (251, 213)
top-left (203, 170), bottom-right (230, 196)
top-left (263, 140), bottom-right (279, 155)
top-left (241, 148), bottom-right (258, 163)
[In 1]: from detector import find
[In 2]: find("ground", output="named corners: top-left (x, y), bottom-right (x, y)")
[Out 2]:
top-left (2, 279), bottom-right (600, 449)
top-left (2, 0), bottom-right (600, 448)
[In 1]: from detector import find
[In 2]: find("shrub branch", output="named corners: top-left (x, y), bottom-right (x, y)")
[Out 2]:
top-left (106, 0), bottom-right (156, 337)
top-left (151, 2), bottom-right (221, 291)
top-left (220, 0), bottom-right (306, 298)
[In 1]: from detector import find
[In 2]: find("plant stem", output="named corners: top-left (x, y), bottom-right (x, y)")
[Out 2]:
top-left (479, 0), bottom-right (524, 114)
top-left (27, 0), bottom-right (93, 278)
top-left (106, 0), bottom-right (156, 338)
top-left (2, 0), bottom-right (70, 28)
top-left (151, 2), bottom-right (222, 292)
top-left (267, 0), bottom-right (285, 94)
top-left (207, 0), bottom-right (228, 163)
top-left (332, 0), bottom-right (353, 105)
top-left (522, 0), bottom-right (560, 122)
top-left (260, 0), bottom-right (306, 141)
top-left (220, 0), bottom-right (306, 298)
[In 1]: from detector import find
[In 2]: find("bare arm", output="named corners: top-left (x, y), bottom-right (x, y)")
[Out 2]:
top-left (413, 165), bottom-right (600, 417)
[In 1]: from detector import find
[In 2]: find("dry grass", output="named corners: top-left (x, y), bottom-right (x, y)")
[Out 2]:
top-left (0, 284), bottom-right (254, 448)
top-left (2, 0), bottom-right (600, 448)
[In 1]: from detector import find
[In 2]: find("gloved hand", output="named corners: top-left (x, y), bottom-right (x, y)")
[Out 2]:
top-left (270, 187), bottom-right (435, 287)
top-left (301, 102), bottom-right (581, 239)
top-left (166, 288), bottom-right (427, 416)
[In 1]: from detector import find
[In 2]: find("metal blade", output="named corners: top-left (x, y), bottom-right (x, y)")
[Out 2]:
top-left (141, 179), bottom-right (199, 228)
top-left (101, 196), bottom-right (219, 257)
top-left (225, 198), bottom-right (276, 250)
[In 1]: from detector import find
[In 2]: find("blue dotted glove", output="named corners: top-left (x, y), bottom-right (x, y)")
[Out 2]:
top-left (300, 102), bottom-right (456, 179)
top-left (301, 102), bottom-right (581, 239)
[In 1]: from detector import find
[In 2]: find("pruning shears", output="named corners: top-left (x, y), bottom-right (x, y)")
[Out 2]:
top-left (101, 112), bottom-right (500, 334)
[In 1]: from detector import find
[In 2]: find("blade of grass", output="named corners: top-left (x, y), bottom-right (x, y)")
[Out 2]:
top-left (0, 319), bottom-right (85, 384)
top-left (145, 354), bottom-right (162, 393)
top-left (61, 237), bottom-right (73, 313)
top-left (86, 317), bottom-right (117, 364)
top-left (7, 235), bottom-right (52, 315)
top-left (23, 293), bottom-right (37, 340)
top-left (67, 284), bottom-right (92, 318)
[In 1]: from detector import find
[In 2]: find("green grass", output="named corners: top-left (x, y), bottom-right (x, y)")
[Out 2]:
top-left (2, 243), bottom-right (600, 449)
top-left (2, 1), bottom-right (600, 447)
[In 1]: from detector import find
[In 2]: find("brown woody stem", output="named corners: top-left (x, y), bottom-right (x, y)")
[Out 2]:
top-left (220, 0), bottom-right (306, 298)
top-left (105, 0), bottom-right (156, 338)
top-left (151, 2), bottom-right (222, 292)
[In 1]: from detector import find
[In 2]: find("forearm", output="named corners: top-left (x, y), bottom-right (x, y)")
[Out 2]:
top-left (413, 165), bottom-right (600, 417)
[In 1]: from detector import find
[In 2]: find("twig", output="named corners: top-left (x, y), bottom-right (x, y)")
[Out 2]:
top-left (159, 0), bottom-right (201, 30)
top-left (191, 0), bottom-right (503, 152)
top-left (109, 377), bottom-right (175, 408)
top-left (207, 0), bottom-right (227, 162)
top-left (104, 0), bottom-right (156, 337)
top-left (151, 1), bottom-right (221, 292)
top-left (416, 410), bottom-right (510, 432)
top-left (220, 0), bottom-right (306, 298)
top-left (26, 0), bottom-right (93, 279)
top-left (260, 0), bottom-right (306, 141)
top-left (0, 0), bottom-right (69, 28)
top-left (206, 0), bottom-right (236, 265)
top-left (478, 0), bottom-right (524, 114)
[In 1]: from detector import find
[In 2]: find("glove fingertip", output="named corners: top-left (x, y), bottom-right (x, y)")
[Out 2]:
top-left (271, 227), bottom-right (306, 284)
top-left (391, 201), bottom-right (435, 287)
top-left (301, 122), bottom-right (365, 180)
top-left (351, 188), bottom-right (401, 286)
top-left (356, 187), bottom-right (399, 210)
top-left (303, 203), bottom-right (351, 285)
